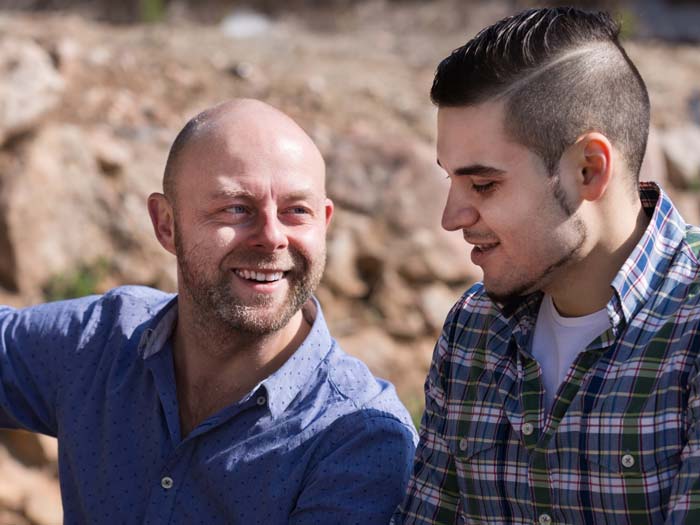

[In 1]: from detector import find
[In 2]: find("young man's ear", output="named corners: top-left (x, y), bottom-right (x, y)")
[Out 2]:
top-left (148, 193), bottom-right (177, 256)
top-left (577, 132), bottom-right (613, 202)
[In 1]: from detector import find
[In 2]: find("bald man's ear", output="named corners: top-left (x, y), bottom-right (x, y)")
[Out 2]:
top-left (148, 193), bottom-right (177, 256)
top-left (324, 198), bottom-right (334, 227)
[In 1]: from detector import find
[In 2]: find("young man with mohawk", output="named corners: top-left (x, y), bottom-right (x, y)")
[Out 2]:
top-left (395, 7), bottom-right (700, 525)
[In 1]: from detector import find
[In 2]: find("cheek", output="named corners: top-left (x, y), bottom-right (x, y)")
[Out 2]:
top-left (289, 227), bottom-right (326, 258)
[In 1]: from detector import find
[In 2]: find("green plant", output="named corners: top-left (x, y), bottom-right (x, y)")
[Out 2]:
top-left (43, 259), bottom-right (110, 302)
top-left (139, 0), bottom-right (166, 23)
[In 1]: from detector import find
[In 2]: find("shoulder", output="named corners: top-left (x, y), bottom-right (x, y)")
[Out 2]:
top-left (325, 344), bottom-right (417, 442)
top-left (442, 281), bottom-right (498, 335)
top-left (1, 285), bottom-right (173, 341)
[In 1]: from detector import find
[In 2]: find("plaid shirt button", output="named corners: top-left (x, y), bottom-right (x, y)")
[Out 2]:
top-left (538, 513), bottom-right (552, 524)
top-left (621, 454), bottom-right (636, 468)
top-left (459, 438), bottom-right (468, 451)
top-left (522, 422), bottom-right (534, 436)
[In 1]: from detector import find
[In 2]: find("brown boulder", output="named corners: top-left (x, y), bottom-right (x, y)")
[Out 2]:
top-left (0, 37), bottom-right (64, 145)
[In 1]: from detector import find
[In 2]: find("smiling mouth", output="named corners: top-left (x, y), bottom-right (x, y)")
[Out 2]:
top-left (471, 242), bottom-right (500, 253)
top-left (233, 269), bottom-right (287, 283)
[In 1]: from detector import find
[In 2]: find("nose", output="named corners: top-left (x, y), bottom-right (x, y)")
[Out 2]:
top-left (252, 209), bottom-right (289, 251)
top-left (441, 186), bottom-right (479, 231)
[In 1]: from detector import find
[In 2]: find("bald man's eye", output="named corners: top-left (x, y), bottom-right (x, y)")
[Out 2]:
top-left (225, 205), bottom-right (248, 214)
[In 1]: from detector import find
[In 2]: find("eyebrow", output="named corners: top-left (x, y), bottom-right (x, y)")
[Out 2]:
top-left (208, 189), bottom-right (256, 201)
top-left (436, 159), bottom-right (506, 177)
top-left (207, 188), bottom-right (319, 203)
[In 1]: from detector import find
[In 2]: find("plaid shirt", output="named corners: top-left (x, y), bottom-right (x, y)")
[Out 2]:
top-left (394, 183), bottom-right (700, 525)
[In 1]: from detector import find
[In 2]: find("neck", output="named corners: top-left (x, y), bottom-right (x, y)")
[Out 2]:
top-left (172, 298), bottom-right (313, 436)
top-left (546, 196), bottom-right (650, 317)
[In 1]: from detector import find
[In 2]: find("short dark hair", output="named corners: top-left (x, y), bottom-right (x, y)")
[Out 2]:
top-left (431, 7), bottom-right (650, 181)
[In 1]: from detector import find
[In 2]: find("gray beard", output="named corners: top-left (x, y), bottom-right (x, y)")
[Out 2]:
top-left (175, 235), bottom-right (324, 336)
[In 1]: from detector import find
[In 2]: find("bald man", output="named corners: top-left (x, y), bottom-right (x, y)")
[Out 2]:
top-left (0, 99), bottom-right (417, 524)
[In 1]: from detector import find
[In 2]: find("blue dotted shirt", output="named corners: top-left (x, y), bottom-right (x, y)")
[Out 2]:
top-left (0, 286), bottom-right (418, 524)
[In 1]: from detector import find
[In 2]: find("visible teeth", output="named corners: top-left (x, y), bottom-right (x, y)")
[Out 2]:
top-left (235, 269), bottom-right (284, 282)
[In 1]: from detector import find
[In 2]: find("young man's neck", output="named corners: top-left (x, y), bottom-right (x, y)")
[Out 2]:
top-left (547, 197), bottom-right (650, 317)
top-left (172, 298), bottom-right (313, 436)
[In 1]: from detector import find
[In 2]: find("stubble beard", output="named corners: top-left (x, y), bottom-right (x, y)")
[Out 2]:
top-left (484, 222), bottom-right (586, 307)
top-left (175, 229), bottom-right (325, 336)
top-left (485, 175), bottom-right (587, 307)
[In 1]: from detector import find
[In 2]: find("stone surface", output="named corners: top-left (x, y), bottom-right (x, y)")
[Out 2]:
top-left (0, 37), bottom-right (64, 145)
top-left (661, 124), bottom-right (700, 190)
top-left (420, 282), bottom-right (462, 334)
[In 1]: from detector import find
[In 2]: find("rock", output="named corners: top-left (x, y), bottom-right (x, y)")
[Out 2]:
top-left (0, 124), bottom-right (115, 294)
top-left (0, 429), bottom-right (49, 467)
top-left (37, 435), bottom-right (59, 465)
top-left (0, 510), bottom-right (31, 525)
top-left (666, 188), bottom-right (700, 227)
top-left (639, 126), bottom-right (669, 187)
top-left (419, 282), bottom-right (461, 333)
top-left (337, 327), bottom-right (398, 378)
top-left (89, 127), bottom-right (132, 175)
top-left (0, 123), bottom-right (173, 296)
top-left (660, 124), bottom-right (700, 190)
top-left (0, 449), bottom-right (24, 509)
top-left (0, 37), bottom-right (64, 145)
top-left (371, 270), bottom-right (425, 338)
top-left (323, 227), bottom-right (368, 298)
top-left (24, 477), bottom-right (62, 525)
top-left (0, 446), bottom-right (61, 523)
top-left (398, 228), bottom-right (481, 285)
top-left (220, 10), bottom-right (272, 39)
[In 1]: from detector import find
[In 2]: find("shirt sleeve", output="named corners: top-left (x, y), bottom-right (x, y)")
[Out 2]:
top-left (0, 297), bottom-right (99, 435)
top-left (664, 354), bottom-right (700, 524)
top-left (392, 311), bottom-right (462, 525)
top-left (289, 411), bottom-right (417, 525)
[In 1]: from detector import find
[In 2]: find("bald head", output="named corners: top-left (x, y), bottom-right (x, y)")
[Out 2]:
top-left (163, 99), bottom-right (325, 203)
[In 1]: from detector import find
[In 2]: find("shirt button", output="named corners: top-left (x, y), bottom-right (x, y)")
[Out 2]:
top-left (522, 422), bottom-right (534, 436)
top-left (161, 476), bottom-right (174, 489)
top-left (538, 513), bottom-right (553, 525)
top-left (256, 395), bottom-right (266, 406)
top-left (621, 454), bottom-right (636, 468)
top-left (459, 438), bottom-right (468, 451)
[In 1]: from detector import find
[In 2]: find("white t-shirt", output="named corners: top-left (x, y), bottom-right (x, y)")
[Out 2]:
top-left (531, 294), bottom-right (611, 414)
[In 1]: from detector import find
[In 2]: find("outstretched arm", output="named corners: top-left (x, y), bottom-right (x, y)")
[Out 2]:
top-left (0, 297), bottom-right (99, 435)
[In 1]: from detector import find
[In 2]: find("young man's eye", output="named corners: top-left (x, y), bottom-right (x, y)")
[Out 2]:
top-left (472, 181), bottom-right (496, 194)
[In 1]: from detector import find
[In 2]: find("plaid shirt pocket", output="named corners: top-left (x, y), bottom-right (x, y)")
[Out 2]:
top-left (579, 408), bottom-right (683, 523)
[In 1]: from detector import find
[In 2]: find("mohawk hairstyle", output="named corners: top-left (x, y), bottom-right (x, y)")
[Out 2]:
top-left (431, 7), bottom-right (650, 181)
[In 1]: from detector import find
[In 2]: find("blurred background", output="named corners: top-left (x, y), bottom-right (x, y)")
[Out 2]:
top-left (0, 0), bottom-right (698, 522)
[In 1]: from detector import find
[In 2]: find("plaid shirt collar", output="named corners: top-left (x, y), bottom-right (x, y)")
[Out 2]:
top-left (496, 182), bottom-right (684, 355)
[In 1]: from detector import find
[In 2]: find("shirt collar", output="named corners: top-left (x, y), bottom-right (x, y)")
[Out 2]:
top-left (497, 182), bottom-right (685, 344)
top-left (609, 182), bottom-right (687, 326)
top-left (260, 298), bottom-right (333, 418)
top-left (137, 295), bottom-right (333, 419)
